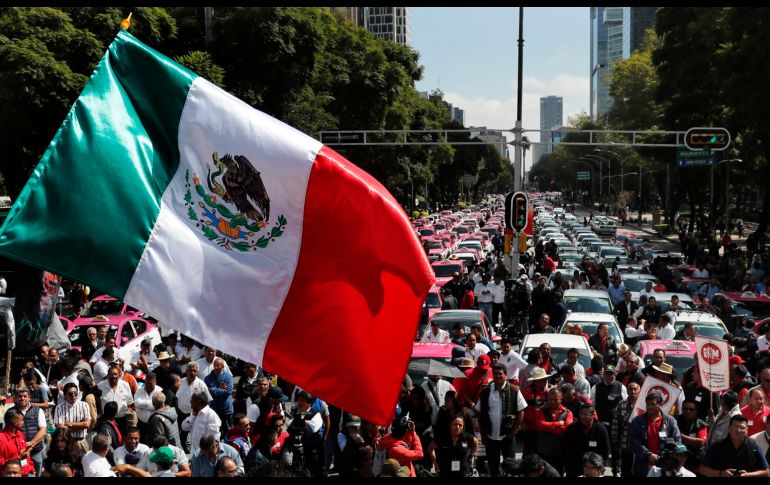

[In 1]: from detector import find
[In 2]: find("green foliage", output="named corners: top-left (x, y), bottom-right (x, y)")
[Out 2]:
top-left (174, 50), bottom-right (225, 87)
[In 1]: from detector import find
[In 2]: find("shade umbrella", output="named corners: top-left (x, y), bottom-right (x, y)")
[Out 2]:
top-left (408, 358), bottom-right (467, 378)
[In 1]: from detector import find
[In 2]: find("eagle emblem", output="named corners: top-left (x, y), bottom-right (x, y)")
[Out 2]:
top-left (184, 152), bottom-right (287, 252)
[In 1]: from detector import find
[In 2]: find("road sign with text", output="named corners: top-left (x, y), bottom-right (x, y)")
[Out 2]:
top-left (676, 148), bottom-right (715, 167)
top-left (576, 170), bottom-right (591, 180)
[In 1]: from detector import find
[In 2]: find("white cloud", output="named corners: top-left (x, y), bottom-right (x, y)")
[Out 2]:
top-left (444, 73), bottom-right (590, 172)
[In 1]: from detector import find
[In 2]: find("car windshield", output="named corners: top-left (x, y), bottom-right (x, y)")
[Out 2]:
top-left (453, 226), bottom-right (469, 235)
top-left (565, 297), bottom-right (612, 314)
top-left (427, 241), bottom-right (443, 249)
top-left (521, 346), bottom-right (591, 371)
top-left (425, 293), bottom-right (441, 308)
top-left (657, 300), bottom-right (695, 312)
top-left (642, 353), bottom-right (693, 381)
top-left (674, 322), bottom-right (726, 339)
top-left (564, 321), bottom-right (622, 343)
top-left (622, 278), bottom-right (655, 292)
top-left (80, 299), bottom-right (124, 317)
top-left (68, 324), bottom-right (119, 344)
top-left (433, 264), bottom-right (463, 277)
top-left (735, 300), bottom-right (770, 319)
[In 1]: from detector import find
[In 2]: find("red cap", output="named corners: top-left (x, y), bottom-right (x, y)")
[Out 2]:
top-left (477, 354), bottom-right (491, 370)
top-left (729, 355), bottom-right (746, 365)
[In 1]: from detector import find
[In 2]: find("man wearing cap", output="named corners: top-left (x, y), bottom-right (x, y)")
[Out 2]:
top-left (740, 388), bottom-right (770, 437)
top-left (650, 362), bottom-right (684, 416)
top-left (646, 442), bottom-right (696, 477)
top-left (337, 415), bottom-right (373, 477)
top-left (628, 392), bottom-right (682, 477)
top-left (147, 445), bottom-right (177, 477)
top-left (563, 403), bottom-right (611, 477)
top-left (181, 391), bottom-right (222, 455)
top-left (454, 355), bottom-right (491, 409)
top-left (421, 320), bottom-right (450, 343)
top-left (377, 458), bottom-right (411, 477)
top-left (476, 363), bottom-right (527, 477)
top-left (591, 364), bottom-right (627, 428)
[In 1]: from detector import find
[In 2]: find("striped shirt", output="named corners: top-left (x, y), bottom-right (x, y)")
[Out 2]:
top-left (53, 400), bottom-right (91, 440)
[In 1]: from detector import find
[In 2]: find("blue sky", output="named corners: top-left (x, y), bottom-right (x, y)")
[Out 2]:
top-left (411, 7), bottom-right (590, 172)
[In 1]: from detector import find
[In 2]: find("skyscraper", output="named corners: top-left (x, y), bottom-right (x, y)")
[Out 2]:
top-left (622, 7), bottom-right (657, 58)
top-left (360, 7), bottom-right (411, 45)
top-left (589, 7), bottom-right (609, 121)
top-left (534, 96), bottom-right (563, 163)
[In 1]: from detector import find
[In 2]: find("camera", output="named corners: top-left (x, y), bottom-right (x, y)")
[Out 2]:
top-left (656, 439), bottom-right (679, 475)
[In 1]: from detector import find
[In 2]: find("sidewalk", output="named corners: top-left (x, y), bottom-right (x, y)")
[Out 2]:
top-left (579, 204), bottom-right (680, 245)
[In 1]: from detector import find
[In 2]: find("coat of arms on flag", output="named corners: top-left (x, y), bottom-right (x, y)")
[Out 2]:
top-left (185, 152), bottom-right (287, 252)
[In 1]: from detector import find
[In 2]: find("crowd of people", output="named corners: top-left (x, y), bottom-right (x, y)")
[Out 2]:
top-left (2, 195), bottom-right (770, 478)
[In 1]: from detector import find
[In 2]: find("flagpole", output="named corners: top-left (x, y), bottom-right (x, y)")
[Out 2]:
top-left (4, 348), bottom-right (10, 395)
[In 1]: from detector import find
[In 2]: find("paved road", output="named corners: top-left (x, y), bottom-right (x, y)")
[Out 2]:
top-left (571, 205), bottom-right (681, 252)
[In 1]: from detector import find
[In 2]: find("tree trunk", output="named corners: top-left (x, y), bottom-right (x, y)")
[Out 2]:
top-left (757, 146), bottom-right (770, 236)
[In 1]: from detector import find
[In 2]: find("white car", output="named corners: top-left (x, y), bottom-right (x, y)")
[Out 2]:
top-left (520, 333), bottom-right (592, 372)
top-left (591, 217), bottom-right (617, 236)
top-left (560, 311), bottom-right (624, 344)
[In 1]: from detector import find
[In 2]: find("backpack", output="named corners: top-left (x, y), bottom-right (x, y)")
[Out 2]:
top-left (372, 442), bottom-right (408, 476)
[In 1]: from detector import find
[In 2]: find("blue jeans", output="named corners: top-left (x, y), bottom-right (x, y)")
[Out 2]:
top-left (485, 435), bottom-right (516, 477)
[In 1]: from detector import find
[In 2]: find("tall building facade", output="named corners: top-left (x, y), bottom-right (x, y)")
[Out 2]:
top-left (622, 7), bottom-right (657, 58)
top-left (360, 7), bottom-right (411, 45)
top-left (329, 7), bottom-right (362, 27)
top-left (534, 96), bottom-right (563, 163)
top-left (590, 7), bottom-right (657, 121)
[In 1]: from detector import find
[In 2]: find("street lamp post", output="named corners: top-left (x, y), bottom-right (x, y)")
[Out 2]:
top-left (712, 158), bottom-right (742, 229)
top-left (581, 156), bottom-right (604, 196)
top-left (595, 149), bottom-right (622, 195)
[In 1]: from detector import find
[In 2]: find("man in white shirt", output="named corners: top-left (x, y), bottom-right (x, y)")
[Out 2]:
top-left (133, 372), bottom-right (164, 438)
top-left (420, 321), bottom-right (450, 343)
top-left (114, 427), bottom-right (152, 466)
top-left (639, 281), bottom-right (657, 300)
top-left (129, 339), bottom-right (159, 375)
top-left (491, 275), bottom-right (507, 328)
top-left (421, 375), bottom-right (456, 426)
top-left (93, 346), bottom-right (116, 385)
top-left (196, 347), bottom-right (232, 377)
top-left (96, 363), bottom-right (135, 431)
top-left (83, 434), bottom-right (117, 477)
top-left (464, 333), bottom-right (490, 362)
top-left (53, 383), bottom-right (91, 443)
top-left (176, 362), bottom-right (212, 452)
top-left (475, 274), bottom-right (495, 326)
top-left (181, 392), bottom-right (222, 455)
top-left (475, 364), bottom-right (527, 477)
top-left (692, 263), bottom-right (709, 279)
top-left (656, 314), bottom-right (676, 341)
top-left (499, 338), bottom-right (528, 384)
top-left (176, 336), bottom-right (203, 375)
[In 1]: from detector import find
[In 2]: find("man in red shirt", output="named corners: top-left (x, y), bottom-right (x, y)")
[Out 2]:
top-left (543, 254), bottom-right (556, 276)
top-left (525, 386), bottom-right (573, 475)
top-left (0, 408), bottom-right (36, 476)
top-left (740, 388), bottom-right (770, 436)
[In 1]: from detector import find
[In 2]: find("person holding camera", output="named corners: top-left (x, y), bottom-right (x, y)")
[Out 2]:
top-left (376, 416), bottom-right (424, 477)
top-left (628, 391), bottom-right (682, 477)
top-left (646, 441), bottom-right (696, 477)
top-left (286, 391), bottom-right (326, 477)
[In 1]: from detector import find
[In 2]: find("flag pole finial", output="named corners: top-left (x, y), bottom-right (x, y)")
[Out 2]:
top-left (120, 12), bottom-right (132, 31)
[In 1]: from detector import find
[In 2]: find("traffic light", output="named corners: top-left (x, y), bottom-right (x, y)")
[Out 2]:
top-left (504, 229), bottom-right (513, 254)
top-left (513, 192), bottom-right (528, 231)
top-left (685, 127), bottom-right (731, 151)
top-left (518, 232), bottom-right (528, 253)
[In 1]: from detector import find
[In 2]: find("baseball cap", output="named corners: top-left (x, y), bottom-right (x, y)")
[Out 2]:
top-left (477, 354), bottom-right (491, 370)
top-left (603, 364), bottom-right (616, 374)
top-left (729, 355), bottom-right (746, 365)
top-left (149, 446), bottom-right (174, 464)
top-left (267, 386), bottom-right (288, 402)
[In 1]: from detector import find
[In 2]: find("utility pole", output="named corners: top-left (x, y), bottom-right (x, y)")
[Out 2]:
top-left (514, 7), bottom-right (524, 192)
top-left (204, 7), bottom-right (213, 45)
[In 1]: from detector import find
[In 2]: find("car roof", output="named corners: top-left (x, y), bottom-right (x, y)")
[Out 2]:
top-left (637, 339), bottom-right (696, 355)
top-left (564, 289), bottom-right (611, 298)
top-left (430, 310), bottom-right (484, 320)
top-left (92, 295), bottom-right (118, 302)
top-left (411, 342), bottom-right (462, 359)
top-left (720, 292), bottom-right (770, 303)
top-left (654, 292), bottom-right (694, 302)
top-left (672, 311), bottom-right (725, 324)
top-left (621, 274), bottom-right (658, 280)
top-left (70, 315), bottom-right (133, 327)
top-left (564, 312), bottom-right (617, 323)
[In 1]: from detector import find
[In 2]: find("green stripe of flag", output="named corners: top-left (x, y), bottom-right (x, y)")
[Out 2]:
top-left (0, 30), bottom-right (196, 298)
